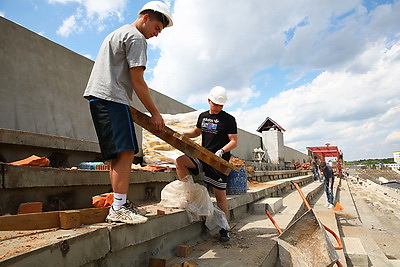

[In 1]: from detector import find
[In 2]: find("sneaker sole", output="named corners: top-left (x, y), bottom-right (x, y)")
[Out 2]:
top-left (219, 237), bottom-right (230, 243)
top-left (106, 216), bottom-right (148, 224)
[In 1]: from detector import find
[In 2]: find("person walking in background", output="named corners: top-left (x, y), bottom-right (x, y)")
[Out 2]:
top-left (311, 155), bottom-right (321, 182)
top-left (320, 161), bottom-right (335, 209)
top-left (83, 1), bottom-right (173, 224)
top-left (175, 86), bottom-right (238, 242)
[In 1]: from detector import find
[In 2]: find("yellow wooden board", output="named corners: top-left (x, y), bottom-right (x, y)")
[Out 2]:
top-left (129, 107), bottom-right (238, 175)
top-left (0, 207), bottom-right (109, 231)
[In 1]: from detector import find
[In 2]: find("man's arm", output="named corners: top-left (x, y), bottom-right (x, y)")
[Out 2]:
top-left (221, 133), bottom-right (238, 153)
top-left (130, 67), bottom-right (164, 131)
top-left (184, 127), bottom-right (201, 138)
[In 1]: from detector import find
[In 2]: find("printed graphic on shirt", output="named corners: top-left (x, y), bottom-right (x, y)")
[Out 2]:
top-left (201, 118), bottom-right (219, 134)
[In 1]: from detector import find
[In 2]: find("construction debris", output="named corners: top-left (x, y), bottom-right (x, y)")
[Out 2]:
top-left (182, 261), bottom-right (197, 267)
top-left (141, 165), bottom-right (169, 172)
top-left (9, 155), bottom-right (50, 167)
top-left (177, 244), bottom-right (190, 257)
top-left (229, 157), bottom-right (246, 166)
top-left (148, 258), bottom-right (166, 267)
top-left (142, 110), bottom-right (202, 166)
top-left (293, 162), bottom-right (312, 170)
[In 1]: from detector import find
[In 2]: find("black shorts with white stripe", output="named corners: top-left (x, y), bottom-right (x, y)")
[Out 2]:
top-left (188, 157), bottom-right (228, 190)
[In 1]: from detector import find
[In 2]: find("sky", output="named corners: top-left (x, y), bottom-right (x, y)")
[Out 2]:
top-left (1, 0), bottom-right (399, 161)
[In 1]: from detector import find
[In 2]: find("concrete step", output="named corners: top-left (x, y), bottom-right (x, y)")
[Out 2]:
top-left (166, 177), bottom-right (323, 267)
top-left (0, 163), bottom-right (311, 215)
top-left (338, 178), bottom-right (395, 267)
top-left (251, 197), bottom-right (283, 215)
top-left (0, 163), bottom-right (178, 215)
top-left (312, 178), bottom-right (347, 267)
top-left (342, 237), bottom-right (368, 266)
top-left (0, 174), bottom-right (314, 266)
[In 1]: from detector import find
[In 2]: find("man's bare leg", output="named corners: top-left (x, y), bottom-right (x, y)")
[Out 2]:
top-left (175, 155), bottom-right (196, 181)
top-left (110, 150), bottom-right (135, 194)
top-left (213, 187), bottom-right (229, 220)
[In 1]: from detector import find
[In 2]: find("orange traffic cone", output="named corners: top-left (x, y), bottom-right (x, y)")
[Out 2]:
top-left (333, 201), bottom-right (344, 211)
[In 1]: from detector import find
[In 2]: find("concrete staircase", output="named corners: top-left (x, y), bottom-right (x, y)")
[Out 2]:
top-left (3, 166), bottom-right (398, 266)
top-left (336, 178), bottom-right (398, 267)
top-left (166, 179), bottom-right (327, 267)
top-left (1, 170), bottom-right (316, 267)
top-left (165, 177), bottom-right (400, 267)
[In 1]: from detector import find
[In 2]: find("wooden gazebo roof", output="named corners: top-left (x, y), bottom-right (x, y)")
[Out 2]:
top-left (257, 117), bottom-right (286, 133)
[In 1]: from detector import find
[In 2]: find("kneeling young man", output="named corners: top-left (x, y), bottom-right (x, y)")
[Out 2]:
top-left (175, 86), bottom-right (238, 242)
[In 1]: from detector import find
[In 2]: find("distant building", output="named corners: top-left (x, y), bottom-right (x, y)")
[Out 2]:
top-left (256, 117), bottom-right (309, 164)
top-left (384, 163), bottom-right (400, 170)
top-left (394, 151), bottom-right (400, 164)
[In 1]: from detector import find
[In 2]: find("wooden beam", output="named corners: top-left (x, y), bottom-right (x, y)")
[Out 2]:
top-left (0, 207), bottom-right (109, 231)
top-left (59, 210), bottom-right (81, 229)
top-left (129, 107), bottom-right (239, 175)
top-left (0, 211), bottom-right (60, 231)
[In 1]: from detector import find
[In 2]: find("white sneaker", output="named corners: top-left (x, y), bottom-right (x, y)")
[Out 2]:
top-left (126, 199), bottom-right (147, 216)
top-left (327, 203), bottom-right (334, 209)
top-left (106, 204), bottom-right (148, 224)
top-left (323, 203), bottom-right (330, 207)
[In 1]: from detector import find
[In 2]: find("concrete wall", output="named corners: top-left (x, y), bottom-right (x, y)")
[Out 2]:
top-left (0, 17), bottom-right (95, 141)
top-left (262, 130), bottom-right (285, 164)
top-left (284, 146), bottom-right (310, 164)
top-left (0, 17), bottom-right (260, 161)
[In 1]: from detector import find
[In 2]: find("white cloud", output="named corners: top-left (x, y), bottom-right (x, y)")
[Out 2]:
top-left (82, 54), bottom-right (93, 60)
top-left (147, 0), bottom-right (399, 160)
top-left (57, 12), bottom-right (82, 37)
top-left (83, 0), bottom-right (125, 22)
top-left (52, 0), bottom-right (127, 37)
top-left (237, 40), bottom-right (400, 160)
top-left (150, 0), bottom-right (377, 103)
top-left (385, 130), bottom-right (400, 144)
top-left (48, 0), bottom-right (78, 3)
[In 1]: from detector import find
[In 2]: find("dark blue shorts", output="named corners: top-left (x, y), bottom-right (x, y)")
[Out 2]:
top-left (189, 157), bottom-right (228, 190)
top-left (88, 97), bottom-right (138, 160)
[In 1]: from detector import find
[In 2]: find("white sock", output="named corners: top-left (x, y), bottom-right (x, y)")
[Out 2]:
top-left (112, 193), bottom-right (126, 211)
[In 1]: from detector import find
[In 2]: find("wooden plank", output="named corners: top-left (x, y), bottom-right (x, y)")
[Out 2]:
top-left (0, 207), bottom-right (109, 231)
top-left (79, 207), bottom-right (109, 225)
top-left (0, 211), bottom-right (60, 231)
top-left (129, 107), bottom-right (239, 175)
top-left (59, 210), bottom-right (81, 229)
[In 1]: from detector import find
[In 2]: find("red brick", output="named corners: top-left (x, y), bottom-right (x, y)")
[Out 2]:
top-left (17, 202), bottom-right (43, 214)
top-left (148, 258), bottom-right (166, 267)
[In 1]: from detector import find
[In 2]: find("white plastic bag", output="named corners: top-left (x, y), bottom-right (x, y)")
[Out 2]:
top-left (142, 110), bottom-right (204, 166)
top-left (205, 205), bottom-right (230, 231)
top-left (159, 178), bottom-right (197, 209)
top-left (159, 177), bottom-right (229, 230)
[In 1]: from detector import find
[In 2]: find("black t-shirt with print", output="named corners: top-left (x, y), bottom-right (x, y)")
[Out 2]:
top-left (196, 110), bottom-right (237, 160)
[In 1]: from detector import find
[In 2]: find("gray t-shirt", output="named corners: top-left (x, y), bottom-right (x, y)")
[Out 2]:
top-left (83, 24), bottom-right (147, 105)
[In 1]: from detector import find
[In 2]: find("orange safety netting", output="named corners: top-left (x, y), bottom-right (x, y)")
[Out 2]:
top-left (92, 193), bottom-right (114, 208)
top-left (9, 155), bottom-right (50, 167)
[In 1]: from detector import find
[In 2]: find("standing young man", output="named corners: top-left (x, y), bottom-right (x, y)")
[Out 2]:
top-left (83, 1), bottom-right (173, 224)
top-left (311, 155), bottom-right (321, 182)
top-left (320, 161), bottom-right (335, 209)
top-left (175, 86), bottom-right (238, 242)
